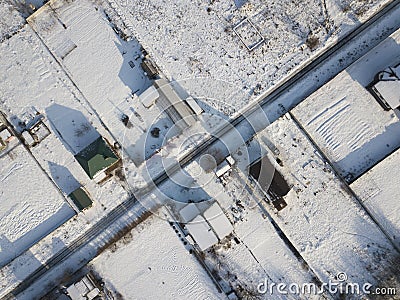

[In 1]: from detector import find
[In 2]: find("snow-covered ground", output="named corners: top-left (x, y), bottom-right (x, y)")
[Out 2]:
top-left (0, 0), bottom-right (399, 298)
top-left (292, 27), bottom-right (400, 181)
top-left (253, 114), bottom-right (400, 297)
top-left (350, 148), bottom-right (400, 250)
top-left (91, 213), bottom-right (222, 300)
top-left (107, 0), bottom-right (392, 116)
top-left (0, 142), bottom-right (74, 267)
top-left (0, 1), bottom-right (25, 43)
top-left (0, 21), bottom-right (137, 298)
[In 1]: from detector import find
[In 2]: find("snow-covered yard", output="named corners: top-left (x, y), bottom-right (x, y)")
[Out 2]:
top-left (292, 27), bottom-right (400, 181)
top-left (350, 148), bottom-right (400, 250)
top-left (28, 0), bottom-right (182, 167)
top-left (254, 114), bottom-right (400, 296)
top-left (0, 143), bottom-right (74, 267)
top-left (0, 1), bottom-right (25, 43)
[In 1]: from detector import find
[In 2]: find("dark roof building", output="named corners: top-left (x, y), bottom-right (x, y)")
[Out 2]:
top-left (68, 187), bottom-right (93, 211)
top-left (74, 137), bottom-right (119, 182)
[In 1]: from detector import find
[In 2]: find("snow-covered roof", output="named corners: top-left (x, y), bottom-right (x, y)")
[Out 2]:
top-left (350, 148), bottom-right (400, 249)
top-left (185, 96), bottom-right (203, 115)
top-left (374, 80), bottom-right (400, 109)
top-left (66, 285), bottom-right (85, 300)
top-left (179, 203), bottom-right (201, 223)
top-left (185, 215), bottom-right (218, 251)
top-left (139, 85), bottom-right (159, 108)
top-left (154, 78), bottom-right (197, 129)
top-left (203, 203), bottom-right (233, 240)
top-left (373, 65), bottom-right (400, 110)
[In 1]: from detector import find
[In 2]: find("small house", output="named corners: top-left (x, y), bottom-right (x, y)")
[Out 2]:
top-left (74, 136), bottom-right (120, 183)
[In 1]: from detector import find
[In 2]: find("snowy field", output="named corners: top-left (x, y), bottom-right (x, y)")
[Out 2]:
top-left (108, 0), bottom-right (392, 116)
top-left (0, 0), bottom-right (399, 298)
top-left (292, 28), bottom-right (400, 181)
top-left (351, 148), bottom-right (400, 250)
top-left (0, 143), bottom-right (74, 268)
top-left (91, 214), bottom-right (222, 300)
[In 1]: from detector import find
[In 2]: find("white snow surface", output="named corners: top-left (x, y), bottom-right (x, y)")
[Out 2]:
top-left (0, 1), bottom-right (25, 43)
top-left (108, 0), bottom-right (392, 116)
top-left (91, 214), bottom-right (222, 300)
top-left (351, 147), bottom-right (400, 250)
top-left (292, 28), bottom-right (400, 180)
top-left (256, 114), bottom-right (400, 294)
top-left (0, 143), bottom-right (74, 267)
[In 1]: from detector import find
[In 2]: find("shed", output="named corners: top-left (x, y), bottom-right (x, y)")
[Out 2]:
top-left (179, 203), bottom-right (201, 223)
top-left (154, 78), bottom-right (197, 129)
top-left (139, 85), bottom-right (159, 108)
top-left (185, 96), bottom-right (203, 115)
top-left (369, 64), bottom-right (400, 110)
top-left (68, 187), bottom-right (92, 211)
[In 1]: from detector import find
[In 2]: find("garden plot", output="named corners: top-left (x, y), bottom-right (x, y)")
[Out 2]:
top-left (91, 214), bottom-right (221, 300)
top-left (232, 18), bottom-right (264, 51)
top-left (292, 28), bottom-right (400, 181)
top-left (28, 0), bottom-right (178, 167)
top-left (255, 114), bottom-right (400, 296)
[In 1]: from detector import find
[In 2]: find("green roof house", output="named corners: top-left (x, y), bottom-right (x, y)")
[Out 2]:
top-left (74, 137), bottom-right (119, 183)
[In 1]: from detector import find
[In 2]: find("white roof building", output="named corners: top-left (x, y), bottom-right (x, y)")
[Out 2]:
top-left (185, 215), bottom-right (218, 251)
top-left (139, 85), bottom-right (159, 108)
top-left (203, 203), bottom-right (233, 240)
